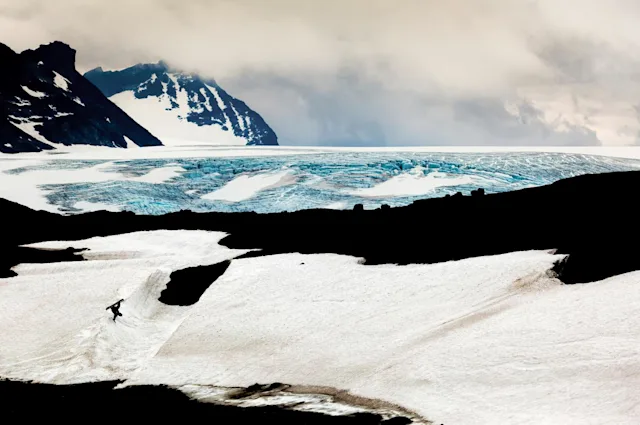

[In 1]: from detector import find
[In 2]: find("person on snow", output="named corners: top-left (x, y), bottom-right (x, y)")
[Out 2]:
top-left (106, 299), bottom-right (124, 322)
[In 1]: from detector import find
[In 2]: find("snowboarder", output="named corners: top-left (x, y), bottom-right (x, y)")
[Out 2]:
top-left (106, 299), bottom-right (124, 322)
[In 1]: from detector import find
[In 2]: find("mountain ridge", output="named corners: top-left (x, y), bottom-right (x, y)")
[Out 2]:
top-left (0, 41), bottom-right (163, 153)
top-left (84, 62), bottom-right (278, 146)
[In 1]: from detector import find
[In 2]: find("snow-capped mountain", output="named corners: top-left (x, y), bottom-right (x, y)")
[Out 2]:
top-left (84, 63), bottom-right (278, 146)
top-left (0, 42), bottom-right (163, 153)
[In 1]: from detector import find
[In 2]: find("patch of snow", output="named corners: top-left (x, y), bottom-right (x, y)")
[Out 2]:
top-left (53, 71), bottom-right (71, 92)
top-left (21, 85), bottom-right (47, 98)
top-left (0, 230), bottom-right (249, 384)
top-left (205, 84), bottom-right (227, 111)
top-left (106, 117), bottom-right (111, 123)
top-left (199, 88), bottom-right (213, 112)
top-left (201, 169), bottom-right (294, 202)
top-left (150, 73), bottom-right (157, 83)
top-left (12, 97), bottom-right (31, 107)
top-left (185, 189), bottom-right (198, 195)
top-left (4, 143), bottom-right (12, 148)
top-left (9, 121), bottom-right (53, 146)
top-left (230, 103), bottom-right (245, 131)
top-left (73, 201), bottom-right (120, 213)
top-left (167, 74), bottom-right (191, 120)
top-left (350, 168), bottom-right (474, 198)
top-left (37, 61), bottom-right (44, 66)
top-left (203, 85), bottom-right (234, 133)
top-left (108, 91), bottom-right (247, 145)
top-left (123, 136), bottom-right (138, 149)
top-left (54, 112), bottom-right (73, 118)
top-left (73, 97), bottom-right (85, 106)
top-left (323, 201), bottom-right (348, 210)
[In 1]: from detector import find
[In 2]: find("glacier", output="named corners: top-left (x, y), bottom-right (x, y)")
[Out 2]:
top-left (3, 151), bottom-right (640, 214)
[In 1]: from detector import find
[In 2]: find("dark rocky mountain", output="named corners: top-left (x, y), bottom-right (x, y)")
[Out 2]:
top-left (84, 63), bottom-right (278, 146)
top-left (0, 42), bottom-right (163, 153)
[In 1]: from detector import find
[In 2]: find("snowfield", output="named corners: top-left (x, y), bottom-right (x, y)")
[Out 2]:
top-left (1, 230), bottom-right (639, 424)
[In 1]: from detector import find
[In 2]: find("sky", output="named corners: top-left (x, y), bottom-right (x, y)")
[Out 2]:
top-left (2, 0), bottom-right (640, 146)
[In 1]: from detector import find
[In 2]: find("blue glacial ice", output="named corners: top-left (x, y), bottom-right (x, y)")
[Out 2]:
top-left (11, 151), bottom-right (640, 214)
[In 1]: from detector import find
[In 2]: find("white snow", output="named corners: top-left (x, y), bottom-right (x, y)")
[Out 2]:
top-left (52, 71), bottom-right (71, 92)
top-left (21, 85), bottom-right (47, 98)
top-left (72, 201), bottom-right (121, 213)
top-left (351, 168), bottom-right (475, 197)
top-left (4, 143), bottom-right (12, 148)
top-left (206, 84), bottom-right (227, 111)
top-left (108, 90), bottom-right (247, 146)
top-left (12, 97), bottom-right (31, 106)
top-left (124, 250), bottom-right (640, 425)
top-left (37, 61), bottom-right (44, 66)
top-left (73, 97), bottom-right (85, 106)
top-left (0, 160), bottom-right (184, 212)
top-left (167, 73), bottom-right (191, 120)
top-left (204, 84), bottom-right (235, 133)
top-left (323, 201), bottom-right (348, 210)
top-left (230, 103), bottom-right (245, 131)
top-left (201, 169), bottom-right (294, 202)
top-left (199, 88), bottom-right (213, 112)
top-left (0, 230), bottom-right (249, 384)
top-left (3, 233), bottom-right (640, 424)
top-left (54, 112), bottom-right (73, 118)
top-left (124, 136), bottom-right (138, 149)
top-left (9, 120), bottom-right (53, 147)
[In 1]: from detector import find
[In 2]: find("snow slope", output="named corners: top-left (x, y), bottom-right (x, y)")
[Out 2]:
top-left (0, 231), bottom-right (249, 384)
top-left (84, 63), bottom-right (278, 146)
top-left (2, 229), bottom-right (640, 423)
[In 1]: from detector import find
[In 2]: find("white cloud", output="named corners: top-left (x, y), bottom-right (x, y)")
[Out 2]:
top-left (2, 0), bottom-right (640, 145)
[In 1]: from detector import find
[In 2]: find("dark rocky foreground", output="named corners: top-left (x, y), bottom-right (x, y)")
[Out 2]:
top-left (2, 170), bottom-right (640, 284)
top-left (0, 379), bottom-right (412, 424)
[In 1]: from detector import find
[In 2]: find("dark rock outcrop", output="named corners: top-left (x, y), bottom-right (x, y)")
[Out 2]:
top-left (158, 260), bottom-right (231, 306)
top-left (0, 41), bottom-right (163, 153)
top-left (0, 379), bottom-right (407, 423)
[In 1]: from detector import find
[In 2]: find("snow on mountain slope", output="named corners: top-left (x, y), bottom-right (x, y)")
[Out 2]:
top-left (84, 63), bottom-right (278, 146)
top-left (2, 228), bottom-right (640, 423)
top-left (0, 42), bottom-right (163, 153)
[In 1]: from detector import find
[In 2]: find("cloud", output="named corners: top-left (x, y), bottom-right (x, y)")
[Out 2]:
top-left (1, 0), bottom-right (639, 145)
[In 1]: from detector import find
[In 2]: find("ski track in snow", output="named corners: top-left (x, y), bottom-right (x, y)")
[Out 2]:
top-left (1, 229), bottom-right (640, 423)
